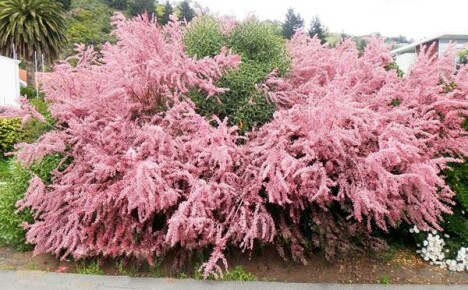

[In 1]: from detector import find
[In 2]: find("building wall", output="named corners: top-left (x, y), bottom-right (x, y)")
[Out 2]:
top-left (416, 39), bottom-right (439, 56)
top-left (395, 52), bottom-right (417, 74)
top-left (439, 38), bottom-right (468, 58)
top-left (0, 56), bottom-right (20, 107)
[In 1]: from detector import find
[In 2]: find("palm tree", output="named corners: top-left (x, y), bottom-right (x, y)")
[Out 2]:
top-left (0, 0), bottom-right (67, 85)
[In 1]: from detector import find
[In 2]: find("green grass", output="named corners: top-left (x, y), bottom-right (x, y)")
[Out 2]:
top-left (76, 261), bottom-right (104, 275)
top-left (194, 265), bottom-right (257, 281)
top-left (378, 275), bottom-right (391, 284)
top-left (0, 158), bottom-right (11, 182)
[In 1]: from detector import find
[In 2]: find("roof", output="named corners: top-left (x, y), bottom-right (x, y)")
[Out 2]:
top-left (391, 32), bottom-right (468, 54)
top-left (0, 54), bottom-right (19, 63)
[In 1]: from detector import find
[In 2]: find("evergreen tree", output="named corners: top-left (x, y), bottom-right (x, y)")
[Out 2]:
top-left (308, 16), bottom-right (327, 44)
top-left (159, 1), bottom-right (173, 25)
top-left (56, 0), bottom-right (71, 10)
top-left (129, 0), bottom-right (155, 16)
top-left (281, 8), bottom-right (304, 39)
top-left (106, 0), bottom-right (128, 10)
top-left (177, 0), bottom-right (194, 22)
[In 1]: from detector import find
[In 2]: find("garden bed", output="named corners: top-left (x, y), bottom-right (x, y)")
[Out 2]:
top-left (0, 246), bottom-right (466, 284)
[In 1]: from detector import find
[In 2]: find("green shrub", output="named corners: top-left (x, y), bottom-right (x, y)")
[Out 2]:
top-left (0, 160), bottom-right (33, 251)
top-left (0, 154), bottom-right (64, 251)
top-left (20, 86), bottom-right (44, 99)
top-left (23, 98), bottom-right (54, 143)
top-left (185, 16), bottom-right (289, 133)
top-left (184, 16), bottom-right (226, 58)
top-left (0, 158), bottom-right (10, 181)
top-left (442, 161), bottom-right (468, 254)
top-left (0, 118), bottom-right (24, 157)
top-left (63, 0), bottom-right (116, 57)
top-left (194, 265), bottom-right (257, 281)
top-left (77, 260), bottom-right (104, 275)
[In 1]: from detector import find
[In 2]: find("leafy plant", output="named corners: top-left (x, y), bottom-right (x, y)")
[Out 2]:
top-left (76, 260), bottom-right (104, 275)
top-left (0, 160), bottom-right (33, 251)
top-left (22, 98), bottom-right (54, 143)
top-left (0, 0), bottom-right (67, 61)
top-left (0, 118), bottom-right (24, 157)
top-left (0, 158), bottom-right (10, 181)
top-left (378, 275), bottom-right (391, 284)
top-left (442, 160), bottom-right (468, 253)
top-left (20, 86), bottom-right (44, 99)
top-left (185, 15), bottom-right (289, 133)
top-left (194, 265), bottom-right (257, 281)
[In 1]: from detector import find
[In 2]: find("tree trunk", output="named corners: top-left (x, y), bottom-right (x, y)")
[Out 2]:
top-left (25, 60), bottom-right (36, 88)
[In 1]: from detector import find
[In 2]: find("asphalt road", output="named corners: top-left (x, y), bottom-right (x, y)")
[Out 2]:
top-left (1, 270), bottom-right (467, 290)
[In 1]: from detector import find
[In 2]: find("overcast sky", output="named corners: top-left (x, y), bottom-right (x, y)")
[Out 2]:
top-left (195, 0), bottom-right (468, 41)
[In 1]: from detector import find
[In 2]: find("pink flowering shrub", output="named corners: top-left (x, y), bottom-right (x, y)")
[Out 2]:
top-left (2, 15), bottom-right (468, 278)
top-left (250, 34), bottom-right (468, 260)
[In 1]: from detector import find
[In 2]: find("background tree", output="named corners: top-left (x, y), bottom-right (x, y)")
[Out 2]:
top-left (0, 0), bottom-right (67, 85)
top-left (158, 1), bottom-right (173, 25)
top-left (56, 0), bottom-right (71, 10)
top-left (129, 0), bottom-right (155, 16)
top-left (177, 0), bottom-right (194, 22)
top-left (281, 8), bottom-right (303, 39)
top-left (106, 0), bottom-right (128, 10)
top-left (308, 16), bottom-right (327, 44)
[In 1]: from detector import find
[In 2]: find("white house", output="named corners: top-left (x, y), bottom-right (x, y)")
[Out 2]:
top-left (0, 55), bottom-right (21, 107)
top-left (391, 33), bottom-right (468, 74)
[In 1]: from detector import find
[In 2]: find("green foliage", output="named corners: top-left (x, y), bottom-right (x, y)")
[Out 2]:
top-left (115, 259), bottom-right (137, 276)
top-left (105, 0), bottom-right (128, 10)
top-left (185, 16), bottom-right (289, 133)
top-left (0, 0), bottom-right (67, 61)
top-left (184, 16), bottom-right (226, 58)
top-left (23, 98), bottom-right (54, 143)
top-left (158, 1), bottom-right (173, 25)
top-left (0, 153), bottom-right (63, 251)
top-left (56, 0), bottom-right (71, 10)
top-left (0, 118), bottom-right (24, 157)
top-left (308, 16), bottom-right (327, 44)
top-left (0, 160), bottom-right (33, 251)
top-left (0, 158), bottom-right (10, 181)
top-left (20, 86), bottom-right (44, 99)
top-left (281, 8), bottom-right (304, 39)
top-left (149, 264), bottom-right (165, 278)
top-left (443, 160), bottom-right (468, 253)
top-left (459, 49), bottom-right (468, 65)
top-left (77, 260), bottom-right (104, 275)
top-left (385, 62), bottom-right (404, 78)
top-left (64, 0), bottom-right (115, 57)
top-left (194, 265), bottom-right (257, 281)
top-left (389, 98), bottom-right (402, 107)
top-left (177, 0), bottom-right (194, 23)
top-left (222, 266), bottom-right (257, 281)
top-left (378, 275), bottom-right (391, 284)
top-left (129, 0), bottom-right (155, 16)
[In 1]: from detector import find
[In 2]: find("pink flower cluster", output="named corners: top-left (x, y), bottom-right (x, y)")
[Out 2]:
top-left (4, 15), bottom-right (468, 278)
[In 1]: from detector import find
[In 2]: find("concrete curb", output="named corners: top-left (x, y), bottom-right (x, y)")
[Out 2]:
top-left (0, 270), bottom-right (466, 290)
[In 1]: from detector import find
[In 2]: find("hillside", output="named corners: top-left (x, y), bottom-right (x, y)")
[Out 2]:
top-left (63, 0), bottom-right (121, 56)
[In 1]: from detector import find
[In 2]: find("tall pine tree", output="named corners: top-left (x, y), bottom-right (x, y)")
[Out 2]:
top-left (281, 8), bottom-right (304, 39)
top-left (129, 0), bottom-right (155, 16)
top-left (159, 1), bottom-right (173, 25)
top-left (308, 16), bottom-right (327, 44)
top-left (177, 0), bottom-right (194, 22)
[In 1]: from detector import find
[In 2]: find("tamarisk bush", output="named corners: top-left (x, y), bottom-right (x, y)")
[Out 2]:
top-left (2, 17), bottom-right (468, 278)
top-left (247, 34), bottom-right (468, 260)
top-left (1, 13), bottom-right (263, 278)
